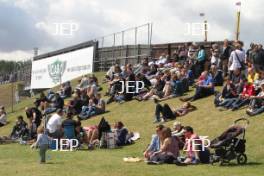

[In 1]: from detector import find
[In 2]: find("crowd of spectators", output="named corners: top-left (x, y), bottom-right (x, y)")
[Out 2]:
top-left (0, 39), bottom-right (263, 164)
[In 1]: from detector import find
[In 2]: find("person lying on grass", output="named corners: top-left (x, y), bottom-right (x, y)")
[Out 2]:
top-left (153, 99), bottom-right (197, 123)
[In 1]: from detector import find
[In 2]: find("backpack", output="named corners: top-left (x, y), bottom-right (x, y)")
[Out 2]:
top-left (199, 148), bottom-right (210, 164)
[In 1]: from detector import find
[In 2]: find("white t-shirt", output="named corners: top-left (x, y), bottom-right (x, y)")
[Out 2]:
top-left (229, 49), bottom-right (246, 71)
top-left (47, 113), bottom-right (62, 133)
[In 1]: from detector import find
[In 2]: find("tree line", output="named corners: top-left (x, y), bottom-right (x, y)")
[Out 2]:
top-left (0, 60), bottom-right (32, 75)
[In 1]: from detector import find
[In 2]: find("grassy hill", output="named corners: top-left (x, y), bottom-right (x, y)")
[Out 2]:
top-left (0, 72), bottom-right (263, 176)
top-left (0, 83), bottom-right (15, 109)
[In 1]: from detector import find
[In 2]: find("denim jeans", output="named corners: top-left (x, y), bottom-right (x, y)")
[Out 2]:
top-left (249, 107), bottom-right (264, 116)
top-left (192, 87), bottom-right (214, 101)
top-left (220, 98), bottom-right (237, 108)
top-left (231, 98), bottom-right (250, 110)
top-left (79, 106), bottom-right (96, 120)
top-left (248, 99), bottom-right (264, 116)
top-left (39, 144), bottom-right (49, 163)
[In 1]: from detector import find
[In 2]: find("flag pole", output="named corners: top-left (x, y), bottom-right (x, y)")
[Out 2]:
top-left (204, 20), bottom-right (208, 42)
top-left (199, 13), bottom-right (207, 42)
top-left (236, 11), bottom-right (241, 40)
top-left (235, 2), bottom-right (241, 40)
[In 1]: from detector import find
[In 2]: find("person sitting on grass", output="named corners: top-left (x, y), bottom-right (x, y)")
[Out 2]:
top-left (46, 109), bottom-right (63, 139)
top-left (34, 92), bottom-right (49, 110)
top-left (44, 93), bottom-right (64, 115)
top-left (31, 126), bottom-right (50, 164)
top-left (75, 120), bottom-right (90, 147)
top-left (210, 64), bottom-right (224, 86)
top-left (78, 94), bottom-right (106, 120)
top-left (68, 93), bottom-right (83, 115)
top-left (153, 99), bottom-right (197, 123)
top-left (172, 121), bottom-right (185, 137)
top-left (180, 71), bottom-right (214, 102)
top-left (10, 116), bottom-right (29, 140)
top-left (246, 81), bottom-right (264, 116)
top-left (113, 121), bottom-right (132, 146)
top-left (148, 127), bottom-right (180, 164)
top-left (106, 73), bottom-right (123, 101)
top-left (254, 71), bottom-right (264, 91)
top-left (153, 74), bottom-right (184, 102)
top-left (247, 67), bottom-right (259, 84)
top-left (0, 106), bottom-right (7, 127)
top-left (182, 126), bottom-right (201, 164)
top-left (228, 79), bottom-right (256, 111)
top-left (229, 68), bottom-right (245, 94)
top-left (62, 111), bottom-right (77, 139)
top-left (59, 81), bottom-right (72, 99)
top-left (144, 124), bottom-right (164, 160)
top-left (141, 74), bottom-right (165, 101)
top-left (214, 77), bottom-right (238, 108)
top-left (172, 121), bottom-right (185, 150)
top-left (86, 125), bottom-right (99, 149)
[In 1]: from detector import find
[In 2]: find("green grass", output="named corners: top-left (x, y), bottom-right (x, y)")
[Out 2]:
top-left (0, 83), bottom-right (15, 109)
top-left (0, 72), bottom-right (263, 176)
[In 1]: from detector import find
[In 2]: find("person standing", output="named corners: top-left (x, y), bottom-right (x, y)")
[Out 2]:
top-left (196, 45), bottom-right (206, 76)
top-left (220, 39), bottom-right (232, 76)
top-left (228, 41), bottom-right (246, 75)
top-left (31, 126), bottom-right (50, 164)
top-left (252, 44), bottom-right (264, 73)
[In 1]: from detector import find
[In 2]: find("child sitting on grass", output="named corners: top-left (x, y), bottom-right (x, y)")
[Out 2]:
top-left (31, 126), bottom-right (50, 164)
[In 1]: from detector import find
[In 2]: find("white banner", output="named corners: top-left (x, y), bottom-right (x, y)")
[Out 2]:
top-left (31, 46), bottom-right (94, 89)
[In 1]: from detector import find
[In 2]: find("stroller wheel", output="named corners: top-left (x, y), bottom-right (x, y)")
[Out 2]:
top-left (237, 154), bottom-right (247, 165)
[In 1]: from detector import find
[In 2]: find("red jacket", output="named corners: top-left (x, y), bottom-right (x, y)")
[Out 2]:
top-left (242, 84), bottom-right (255, 96)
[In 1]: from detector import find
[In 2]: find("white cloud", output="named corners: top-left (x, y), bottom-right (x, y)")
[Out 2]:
top-left (0, 0), bottom-right (263, 60)
top-left (0, 50), bottom-right (33, 61)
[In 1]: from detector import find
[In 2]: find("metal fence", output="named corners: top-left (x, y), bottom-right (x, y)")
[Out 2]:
top-left (95, 44), bottom-right (151, 71)
top-left (94, 23), bottom-right (153, 71)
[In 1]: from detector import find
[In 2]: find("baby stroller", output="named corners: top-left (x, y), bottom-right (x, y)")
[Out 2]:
top-left (210, 118), bottom-right (249, 165)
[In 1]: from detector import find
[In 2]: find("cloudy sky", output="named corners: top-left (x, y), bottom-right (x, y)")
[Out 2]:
top-left (0, 0), bottom-right (263, 61)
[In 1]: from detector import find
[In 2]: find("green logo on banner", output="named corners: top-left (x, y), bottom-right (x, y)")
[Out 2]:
top-left (48, 60), bottom-right (67, 84)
